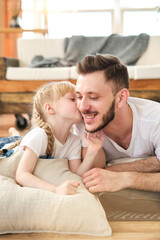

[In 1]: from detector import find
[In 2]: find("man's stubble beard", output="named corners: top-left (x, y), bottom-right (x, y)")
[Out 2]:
top-left (85, 98), bottom-right (116, 133)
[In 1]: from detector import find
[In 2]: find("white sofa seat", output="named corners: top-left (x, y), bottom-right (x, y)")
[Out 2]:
top-left (134, 64), bottom-right (160, 80)
top-left (6, 65), bottom-right (136, 81)
top-left (6, 67), bottom-right (70, 80)
top-left (6, 64), bottom-right (160, 81)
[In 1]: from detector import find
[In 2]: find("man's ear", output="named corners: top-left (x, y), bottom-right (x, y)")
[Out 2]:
top-left (116, 88), bottom-right (129, 108)
top-left (44, 103), bottom-right (55, 114)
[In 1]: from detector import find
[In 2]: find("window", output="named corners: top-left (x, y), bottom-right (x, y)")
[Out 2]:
top-left (21, 0), bottom-right (44, 38)
top-left (46, 0), bottom-right (113, 38)
top-left (120, 0), bottom-right (160, 36)
top-left (123, 11), bottom-right (159, 35)
top-left (21, 0), bottom-right (160, 38)
top-left (48, 12), bottom-right (112, 38)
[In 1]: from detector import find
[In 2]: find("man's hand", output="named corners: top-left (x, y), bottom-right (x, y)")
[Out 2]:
top-left (82, 168), bottom-right (130, 193)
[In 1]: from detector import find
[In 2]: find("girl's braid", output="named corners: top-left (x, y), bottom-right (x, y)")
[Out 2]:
top-left (32, 92), bottom-right (55, 157)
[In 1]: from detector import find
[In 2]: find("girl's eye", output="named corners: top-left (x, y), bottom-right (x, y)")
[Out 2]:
top-left (71, 98), bottom-right (75, 101)
top-left (76, 96), bottom-right (82, 100)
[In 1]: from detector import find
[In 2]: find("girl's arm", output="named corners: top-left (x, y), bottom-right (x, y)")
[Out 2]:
top-left (16, 147), bottom-right (80, 194)
top-left (81, 147), bottom-right (106, 169)
top-left (69, 131), bottom-right (106, 176)
top-left (16, 147), bottom-right (57, 192)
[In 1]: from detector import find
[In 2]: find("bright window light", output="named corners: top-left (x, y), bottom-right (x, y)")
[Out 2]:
top-left (21, 0), bottom-right (160, 38)
top-left (21, 12), bottom-right (34, 29)
top-left (120, 0), bottom-right (160, 8)
top-left (46, 0), bottom-right (114, 11)
top-left (48, 12), bottom-right (112, 38)
top-left (123, 11), bottom-right (160, 35)
top-left (21, 0), bottom-right (34, 10)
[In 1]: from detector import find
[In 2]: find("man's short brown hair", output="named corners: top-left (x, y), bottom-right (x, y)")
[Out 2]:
top-left (76, 54), bottom-right (129, 95)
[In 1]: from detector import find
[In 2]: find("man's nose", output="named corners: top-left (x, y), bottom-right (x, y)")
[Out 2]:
top-left (78, 98), bottom-right (90, 112)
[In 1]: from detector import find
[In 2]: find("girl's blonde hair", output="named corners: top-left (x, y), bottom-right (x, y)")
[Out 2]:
top-left (0, 81), bottom-right (75, 157)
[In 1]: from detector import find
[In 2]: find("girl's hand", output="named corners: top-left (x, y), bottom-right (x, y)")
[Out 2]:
top-left (83, 131), bottom-right (104, 152)
top-left (55, 180), bottom-right (80, 195)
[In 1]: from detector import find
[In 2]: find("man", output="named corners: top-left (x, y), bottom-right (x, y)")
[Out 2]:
top-left (75, 54), bottom-right (160, 193)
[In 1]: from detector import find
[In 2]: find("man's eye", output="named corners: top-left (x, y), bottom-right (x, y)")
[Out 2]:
top-left (90, 97), bottom-right (98, 100)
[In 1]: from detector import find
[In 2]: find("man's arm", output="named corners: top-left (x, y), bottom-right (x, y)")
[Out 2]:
top-left (107, 156), bottom-right (160, 173)
top-left (82, 168), bottom-right (160, 193)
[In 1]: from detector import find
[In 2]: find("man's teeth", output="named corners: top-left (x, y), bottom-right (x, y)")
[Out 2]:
top-left (85, 115), bottom-right (95, 119)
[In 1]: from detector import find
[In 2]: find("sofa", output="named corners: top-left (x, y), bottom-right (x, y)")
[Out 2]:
top-left (0, 35), bottom-right (160, 115)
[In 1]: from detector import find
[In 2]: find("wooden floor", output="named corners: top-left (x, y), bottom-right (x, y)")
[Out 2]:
top-left (0, 222), bottom-right (159, 240)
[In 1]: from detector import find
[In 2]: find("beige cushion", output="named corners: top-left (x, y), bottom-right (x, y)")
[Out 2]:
top-left (17, 38), bottom-right (65, 67)
top-left (136, 36), bottom-right (160, 65)
top-left (0, 151), bottom-right (111, 236)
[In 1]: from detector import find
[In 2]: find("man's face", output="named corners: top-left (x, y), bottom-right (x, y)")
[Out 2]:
top-left (76, 71), bottom-right (116, 133)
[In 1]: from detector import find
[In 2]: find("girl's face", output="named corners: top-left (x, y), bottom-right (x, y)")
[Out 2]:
top-left (54, 92), bottom-right (82, 123)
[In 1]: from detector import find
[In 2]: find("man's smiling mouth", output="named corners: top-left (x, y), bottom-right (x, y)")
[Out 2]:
top-left (85, 115), bottom-right (95, 119)
top-left (83, 113), bottom-right (98, 122)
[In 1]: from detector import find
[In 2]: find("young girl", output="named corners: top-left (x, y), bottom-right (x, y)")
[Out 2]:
top-left (1, 82), bottom-right (105, 195)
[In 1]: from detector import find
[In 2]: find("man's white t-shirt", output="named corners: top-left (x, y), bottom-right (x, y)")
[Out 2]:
top-left (74, 97), bottom-right (160, 162)
top-left (20, 127), bottom-right (81, 160)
